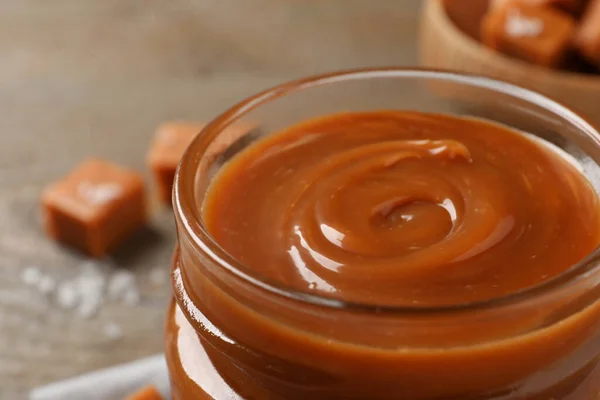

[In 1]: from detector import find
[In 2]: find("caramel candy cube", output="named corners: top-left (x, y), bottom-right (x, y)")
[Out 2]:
top-left (575, 0), bottom-right (600, 67)
top-left (146, 122), bottom-right (204, 205)
top-left (482, 4), bottom-right (577, 67)
top-left (42, 159), bottom-right (146, 257)
top-left (147, 122), bottom-right (253, 205)
top-left (125, 385), bottom-right (163, 400)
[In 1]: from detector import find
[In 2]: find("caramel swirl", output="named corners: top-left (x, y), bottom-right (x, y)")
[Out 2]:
top-left (204, 111), bottom-right (600, 306)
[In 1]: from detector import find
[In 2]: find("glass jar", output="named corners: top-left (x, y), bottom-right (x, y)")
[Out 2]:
top-left (165, 69), bottom-right (600, 400)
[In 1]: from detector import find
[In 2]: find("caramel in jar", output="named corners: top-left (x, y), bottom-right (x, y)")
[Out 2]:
top-left (167, 111), bottom-right (600, 399)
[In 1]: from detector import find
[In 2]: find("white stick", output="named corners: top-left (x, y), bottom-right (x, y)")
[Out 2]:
top-left (29, 354), bottom-right (170, 400)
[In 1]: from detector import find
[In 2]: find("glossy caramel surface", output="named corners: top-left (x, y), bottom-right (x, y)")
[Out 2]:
top-left (204, 111), bottom-right (600, 306)
top-left (167, 112), bottom-right (600, 400)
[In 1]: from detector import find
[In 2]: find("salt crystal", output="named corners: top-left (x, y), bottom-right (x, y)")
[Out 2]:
top-left (57, 282), bottom-right (79, 309)
top-left (21, 266), bottom-right (42, 286)
top-left (107, 269), bottom-right (141, 306)
top-left (30, 261), bottom-right (143, 319)
top-left (72, 266), bottom-right (106, 318)
top-left (505, 8), bottom-right (544, 38)
top-left (37, 275), bottom-right (56, 296)
top-left (77, 181), bottom-right (122, 205)
top-left (76, 294), bottom-right (102, 319)
top-left (76, 269), bottom-right (106, 293)
top-left (80, 259), bottom-right (105, 272)
top-left (107, 270), bottom-right (136, 301)
top-left (103, 322), bottom-right (123, 341)
top-left (56, 262), bottom-right (106, 318)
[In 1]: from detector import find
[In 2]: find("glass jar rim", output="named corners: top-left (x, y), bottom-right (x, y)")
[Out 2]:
top-left (174, 67), bottom-right (600, 316)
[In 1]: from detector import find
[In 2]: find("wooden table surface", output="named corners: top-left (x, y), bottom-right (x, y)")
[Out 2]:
top-left (0, 1), bottom-right (420, 398)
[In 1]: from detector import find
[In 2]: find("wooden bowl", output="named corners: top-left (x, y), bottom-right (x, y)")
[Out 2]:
top-left (419, 0), bottom-right (600, 126)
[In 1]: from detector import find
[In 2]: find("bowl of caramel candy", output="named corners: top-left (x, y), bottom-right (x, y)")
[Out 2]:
top-left (420, 0), bottom-right (600, 125)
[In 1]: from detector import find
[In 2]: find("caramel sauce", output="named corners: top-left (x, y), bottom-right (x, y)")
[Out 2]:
top-left (204, 111), bottom-right (600, 306)
top-left (167, 111), bottom-right (600, 399)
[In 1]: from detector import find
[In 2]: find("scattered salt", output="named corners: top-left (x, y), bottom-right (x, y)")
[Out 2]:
top-left (22, 266), bottom-right (57, 297)
top-left (36, 275), bottom-right (56, 296)
top-left (77, 181), bottom-right (122, 206)
top-left (73, 267), bottom-right (105, 318)
top-left (103, 322), bottom-right (123, 341)
top-left (54, 262), bottom-right (106, 318)
top-left (107, 269), bottom-right (141, 307)
top-left (21, 266), bottom-right (42, 286)
top-left (22, 260), bottom-right (143, 319)
top-left (57, 282), bottom-right (79, 309)
top-left (505, 8), bottom-right (544, 38)
top-left (76, 295), bottom-right (102, 319)
top-left (107, 270), bottom-right (136, 300)
top-left (75, 268), bottom-right (106, 293)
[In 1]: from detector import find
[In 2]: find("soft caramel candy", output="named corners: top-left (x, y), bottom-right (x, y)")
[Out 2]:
top-left (124, 385), bottom-right (163, 400)
top-left (490, 0), bottom-right (584, 14)
top-left (575, 0), bottom-right (600, 67)
top-left (147, 121), bottom-right (254, 205)
top-left (482, 3), bottom-right (577, 67)
top-left (146, 122), bottom-right (204, 205)
top-left (41, 159), bottom-right (146, 257)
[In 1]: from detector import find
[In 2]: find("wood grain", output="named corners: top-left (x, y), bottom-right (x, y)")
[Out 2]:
top-left (0, 1), bottom-right (421, 398)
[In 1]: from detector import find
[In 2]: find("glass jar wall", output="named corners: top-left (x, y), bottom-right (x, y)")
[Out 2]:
top-left (166, 69), bottom-right (600, 400)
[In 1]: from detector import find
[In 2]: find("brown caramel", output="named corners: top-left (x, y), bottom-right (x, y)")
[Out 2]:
top-left (204, 111), bottom-right (599, 306)
top-left (575, 0), bottom-right (600, 67)
top-left (482, 3), bottom-right (577, 67)
top-left (42, 158), bottom-right (146, 257)
top-left (167, 111), bottom-right (600, 399)
top-left (147, 122), bottom-right (205, 205)
top-left (147, 122), bottom-right (253, 205)
top-left (125, 385), bottom-right (163, 400)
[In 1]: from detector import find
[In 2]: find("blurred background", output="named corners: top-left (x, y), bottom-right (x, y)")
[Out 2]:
top-left (0, 1), bottom-right (420, 398)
